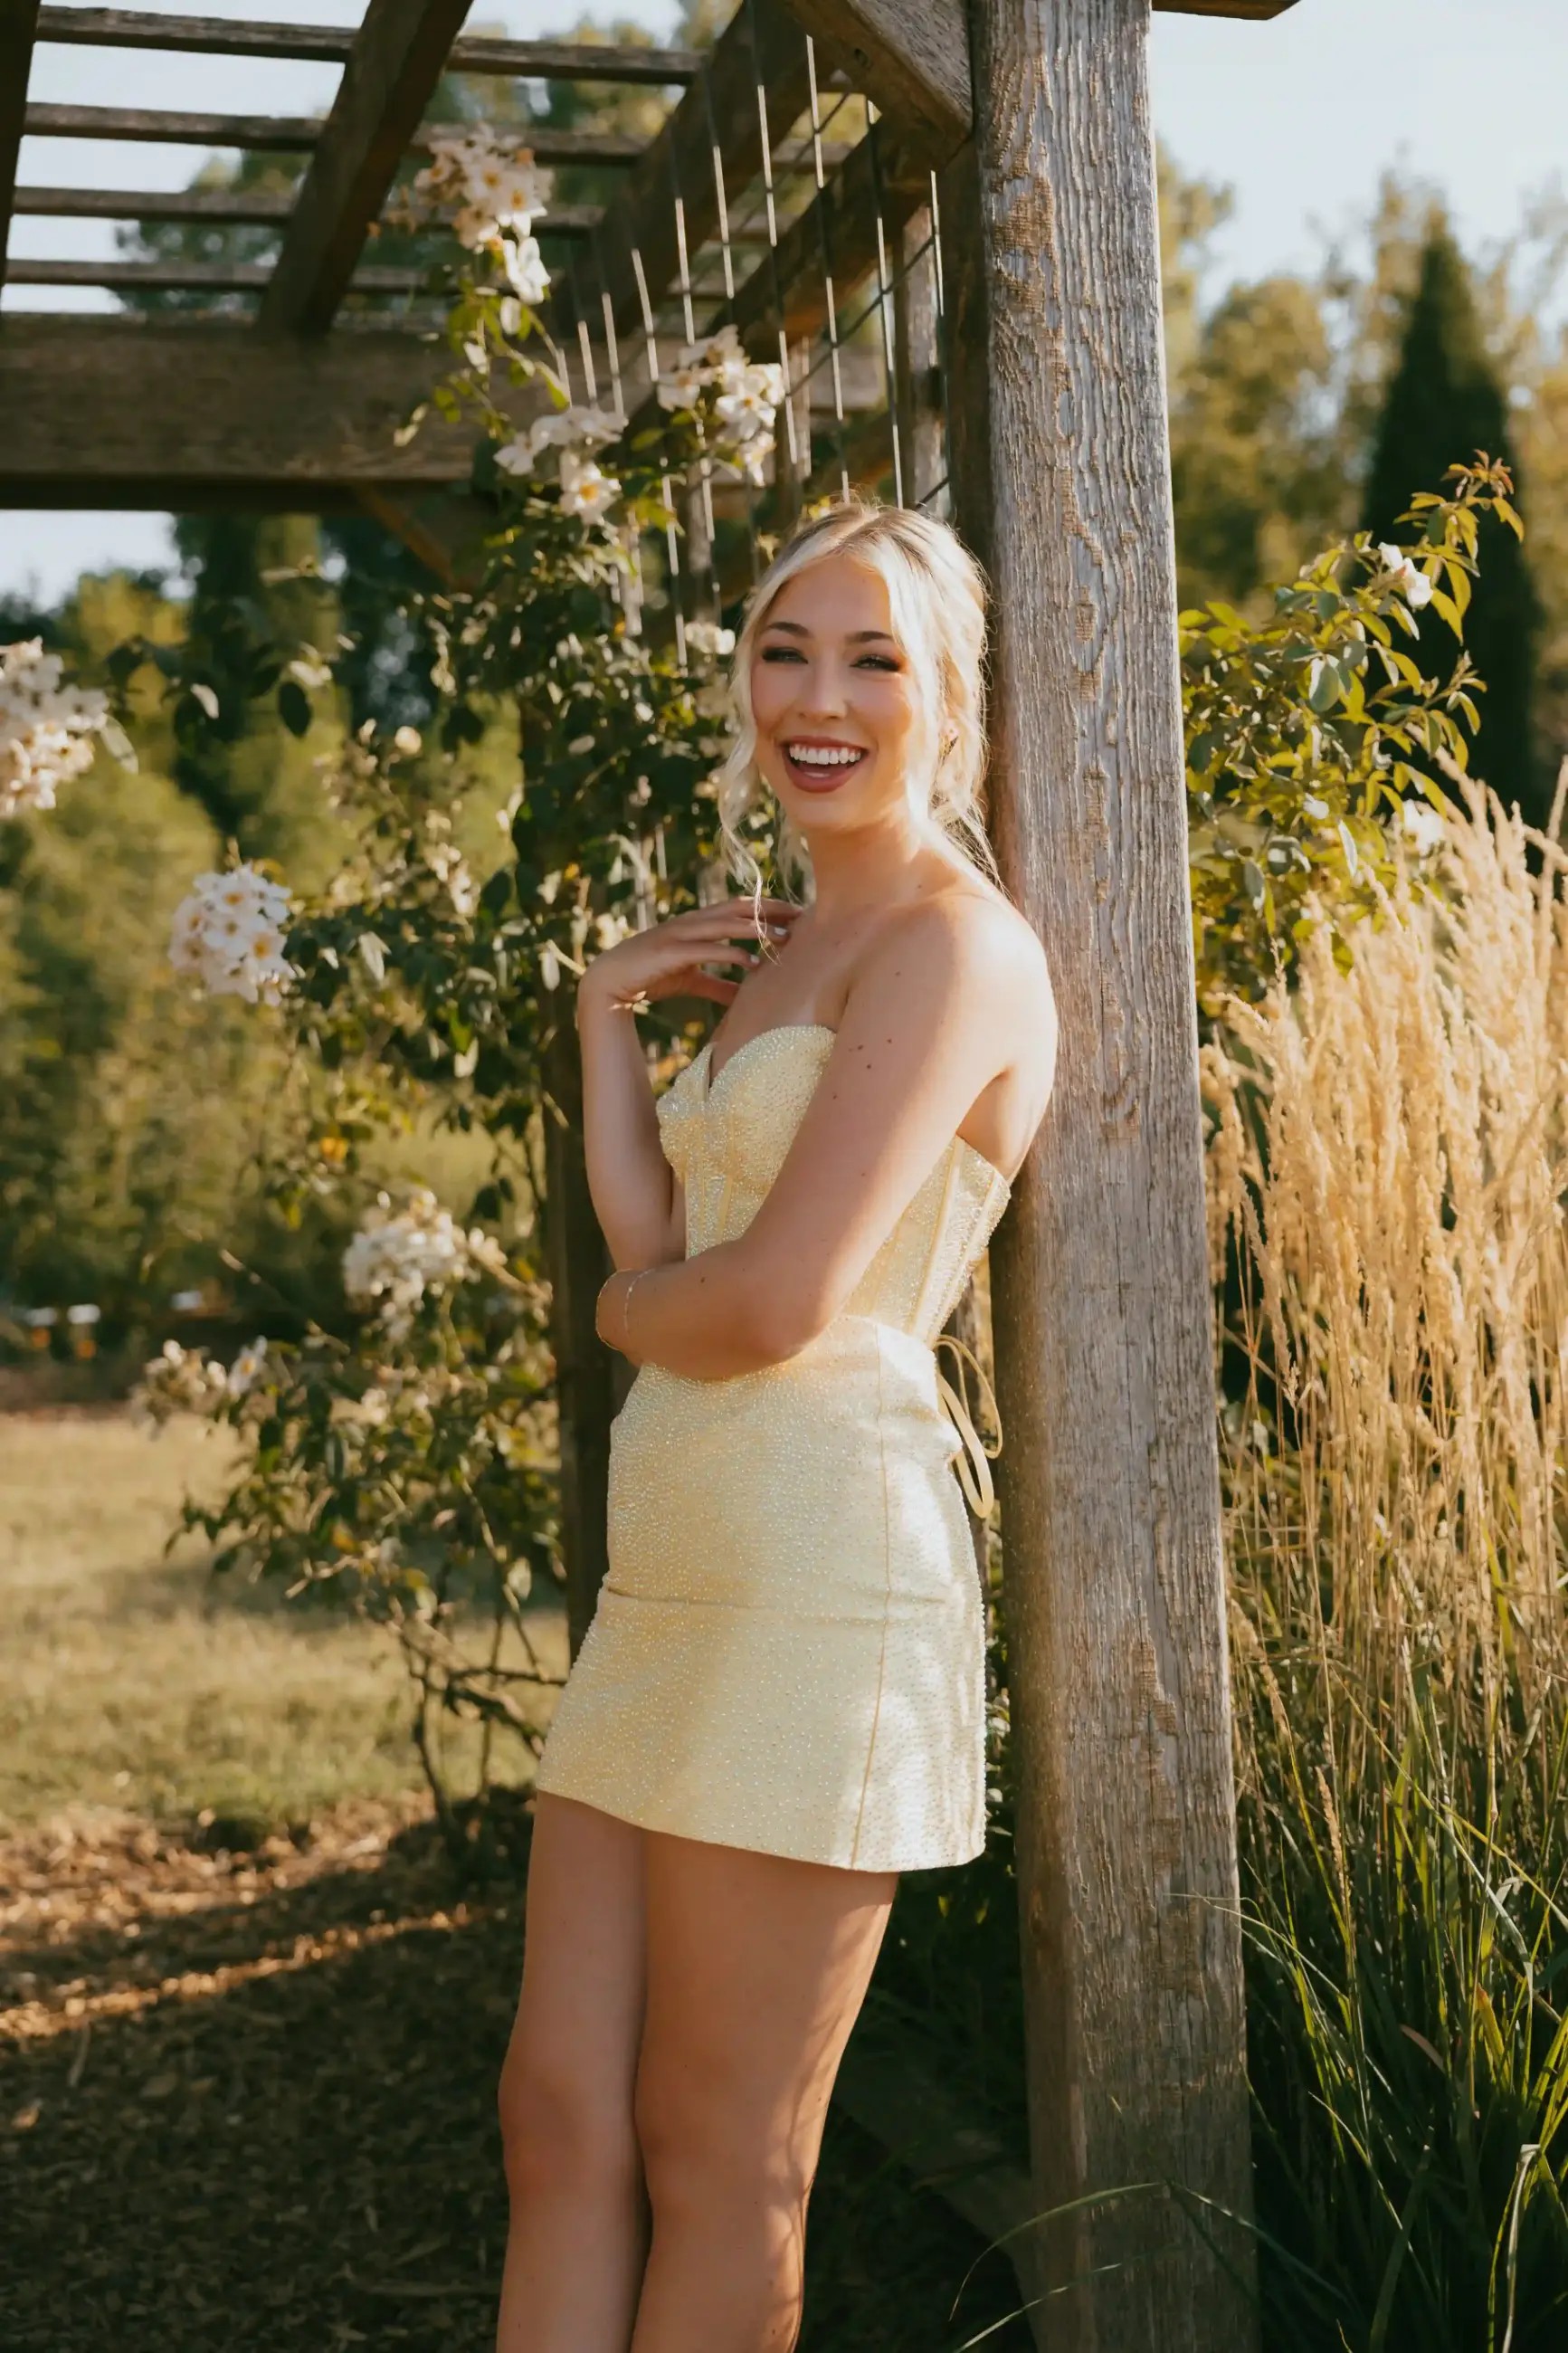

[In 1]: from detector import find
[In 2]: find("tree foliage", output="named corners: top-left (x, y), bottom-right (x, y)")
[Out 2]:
top-left (1363, 220), bottom-right (1543, 821)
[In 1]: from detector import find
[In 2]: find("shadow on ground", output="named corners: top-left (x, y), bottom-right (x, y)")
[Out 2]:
top-left (1, 1801), bottom-right (1029, 2352)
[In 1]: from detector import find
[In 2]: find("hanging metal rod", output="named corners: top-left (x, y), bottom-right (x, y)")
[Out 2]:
top-left (33, 8), bottom-right (704, 80)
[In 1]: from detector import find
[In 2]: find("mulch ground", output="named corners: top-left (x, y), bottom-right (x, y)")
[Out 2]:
top-left (0, 1798), bottom-right (1027, 2352)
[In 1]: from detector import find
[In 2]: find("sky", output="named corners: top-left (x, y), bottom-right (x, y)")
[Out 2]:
top-left (3, 0), bottom-right (1563, 602)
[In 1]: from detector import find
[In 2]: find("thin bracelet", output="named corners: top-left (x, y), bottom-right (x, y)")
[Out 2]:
top-left (621, 1268), bottom-right (651, 1352)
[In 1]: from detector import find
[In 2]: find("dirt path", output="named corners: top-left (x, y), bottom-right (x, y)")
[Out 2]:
top-left (1, 1798), bottom-right (1028, 2351)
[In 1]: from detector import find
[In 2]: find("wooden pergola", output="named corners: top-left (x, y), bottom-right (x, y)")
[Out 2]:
top-left (0, 3), bottom-right (1303, 2347)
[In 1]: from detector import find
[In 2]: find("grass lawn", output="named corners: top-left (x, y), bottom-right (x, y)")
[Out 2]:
top-left (0, 1408), bottom-right (565, 1836)
top-left (0, 1408), bottom-right (1029, 2352)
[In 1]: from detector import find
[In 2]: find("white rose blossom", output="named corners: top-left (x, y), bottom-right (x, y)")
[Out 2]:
top-left (132, 1338), bottom-right (230, 1425)
top-left (0, 638), bottom-right (114, 819)
top-left (342, 1188), bottom-right (508, 1338)
top-left (168, 863), bottom-right (296, 1004)
top-left (684, 621), bottom-right (736, 662)
top-left (414, 129), bottom-right (550, 253)
top-left (558, 449), bottom-right (621, 523)
top-left (1376, 542), bottom-right (1435, 611)
top-left (654, 325), bottom-right (784, 485)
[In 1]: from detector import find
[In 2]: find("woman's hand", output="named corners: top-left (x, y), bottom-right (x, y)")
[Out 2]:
top-left (578, 897), bottom-right (802, 1021)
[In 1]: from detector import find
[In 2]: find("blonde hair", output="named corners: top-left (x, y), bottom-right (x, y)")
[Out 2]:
top-left (711, 498), bottom-right (996, 898)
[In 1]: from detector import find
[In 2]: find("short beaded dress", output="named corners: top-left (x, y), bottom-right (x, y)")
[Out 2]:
top-left (534, 1023), bottom-right (1011, 1873)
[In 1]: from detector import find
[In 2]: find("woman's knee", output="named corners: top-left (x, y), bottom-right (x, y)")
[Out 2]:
top-left (634, 2065), bottom-right (809, 2236)
top-left (499, 2035), bottom-right (640, 2206)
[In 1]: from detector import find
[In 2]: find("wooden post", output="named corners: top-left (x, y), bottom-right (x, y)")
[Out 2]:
top-left (541, 1010), bottom-right (617, 1660)
top-left (942, 3), bottom-right (1256, 2345)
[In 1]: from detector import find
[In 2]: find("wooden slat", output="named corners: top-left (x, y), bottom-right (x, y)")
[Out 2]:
top-left (554, 0), bottom-right (813, 347)
top-left (15, 181), bottom-right (298, 223)
top-left (260, 0), bottom-right (480, 335)
top-left (34, 8), bottom-right (703, 78)
top-left (8, 256), bottom-right (424, 291)
top-left (22, 101), bottom-right (647, 165)
top-left (1154, 0), bottom-right (1300, 14)
top-left (1, 0), bottom-right (43, 275)
top-left (11, 182), bottom-right (603, 233)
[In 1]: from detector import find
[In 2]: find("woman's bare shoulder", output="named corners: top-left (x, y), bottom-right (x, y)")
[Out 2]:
top-left (875, 875), bottom-right (1055, 1036)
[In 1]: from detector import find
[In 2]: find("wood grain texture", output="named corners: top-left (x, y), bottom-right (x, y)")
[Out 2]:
top-left (34, 8), bottom-right (704, 76)
top-left (781, 0), bottom-right (971, 163)
top-left (259, 0), bottom-right (475, 335)
top-left (0, 315), bottom-right (546, 502)
top-left (944, 3), bottom-right (1255, 2346)
top-left (0, 0), bottom-right (43, 275)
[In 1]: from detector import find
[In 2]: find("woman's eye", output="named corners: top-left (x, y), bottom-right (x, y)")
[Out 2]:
top-left (759, 644), bottom-right (806, 662)
top-left (855, 654), bottom-right (899, 672)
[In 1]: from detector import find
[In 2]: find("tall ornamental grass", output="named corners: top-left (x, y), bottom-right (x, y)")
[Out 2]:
top-left (1204, 763), bottom-right (1568, 2349)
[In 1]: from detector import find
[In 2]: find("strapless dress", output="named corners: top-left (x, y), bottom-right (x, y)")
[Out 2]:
top-left (534, 1023), bottom-right (1011, 1872)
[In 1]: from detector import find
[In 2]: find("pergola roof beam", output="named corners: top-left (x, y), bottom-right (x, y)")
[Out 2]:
top-left (784, 0), bottom-right (1302, 170)
top-left (259, 0), bottom-right (481, 335)
top-left (34, 8), bottom-right (703, 80)
top-left (22, 101), bottom-right (645, 165)
top-left (1, 0), bottom-right (43, 274)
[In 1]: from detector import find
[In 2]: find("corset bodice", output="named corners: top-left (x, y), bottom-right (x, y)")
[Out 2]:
top-left (655, 1023), bottom-right (1010, 1348)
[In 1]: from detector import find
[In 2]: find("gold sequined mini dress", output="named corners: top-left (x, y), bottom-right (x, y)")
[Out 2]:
top-left (534, 1023), bottom-right (1011, 1873)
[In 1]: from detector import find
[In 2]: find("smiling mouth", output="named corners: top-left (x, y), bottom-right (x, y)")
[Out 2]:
top-left (781, 740), bottom-right (868, 790)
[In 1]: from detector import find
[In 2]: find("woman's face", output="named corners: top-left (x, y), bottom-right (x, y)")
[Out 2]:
top-left (747, 554), bottom-right (926, 842)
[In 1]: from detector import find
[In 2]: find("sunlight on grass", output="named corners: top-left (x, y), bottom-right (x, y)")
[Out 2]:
top-left (0, 1410), bottom-right (566, 1835)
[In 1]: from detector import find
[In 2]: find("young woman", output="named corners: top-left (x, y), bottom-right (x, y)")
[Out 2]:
top-left (496, 500), bottom-right (1058, 2352)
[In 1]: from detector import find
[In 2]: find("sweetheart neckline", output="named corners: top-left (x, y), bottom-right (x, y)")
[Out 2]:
top-left (695, 1023), bottom-right (1014, 1198)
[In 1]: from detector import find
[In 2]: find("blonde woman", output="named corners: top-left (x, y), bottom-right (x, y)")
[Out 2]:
top-left (496, 500), bottom-right (1057, 2352)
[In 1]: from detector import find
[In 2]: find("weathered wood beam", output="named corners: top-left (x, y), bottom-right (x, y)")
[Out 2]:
top-left (34, 8), bottom-right (703, 79)
top-left (1155, 0), bottom-right (1299, 14)
top-left (943, 0), bottom-right (1256, 2345)
top-left (260, 0), bottom-right (478, 334)
top-left (1, 0), bottom-right (43, 276)
top-left (782, 0), bottom-right (969, 165)
top-left (779, 0), bottom-right (1301, 176)
top-left (8, 256), bottom-right (424, 292)
top-left (21, 102), bottom-right (645, 166)
top-left (554, 0), bottom-right (813, 348)
top-left (0, 314), bottom-right (543, 505)
top-left (12, 182), bottom-right (603, 234)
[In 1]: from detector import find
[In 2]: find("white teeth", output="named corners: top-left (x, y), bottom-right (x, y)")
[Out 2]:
top-left (786, 744), bottom-right (862, 767)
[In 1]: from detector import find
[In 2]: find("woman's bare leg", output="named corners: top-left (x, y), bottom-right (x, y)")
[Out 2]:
top-left (630, 1834), bottom-right (896, 2352)
top-left (496, 1795), bottom-right (649, 2353)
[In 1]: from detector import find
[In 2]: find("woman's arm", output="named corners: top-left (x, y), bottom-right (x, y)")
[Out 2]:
top-left (576, 985), bottom-right (683, 1269)
top-left (574, 895), bottom-right (803, 1270)
top-left (596, 901), bottom-right (1055, 1381)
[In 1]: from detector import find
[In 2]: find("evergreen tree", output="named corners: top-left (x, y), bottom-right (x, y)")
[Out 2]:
top-left (1362, 219), bottom-right (1542, 822)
